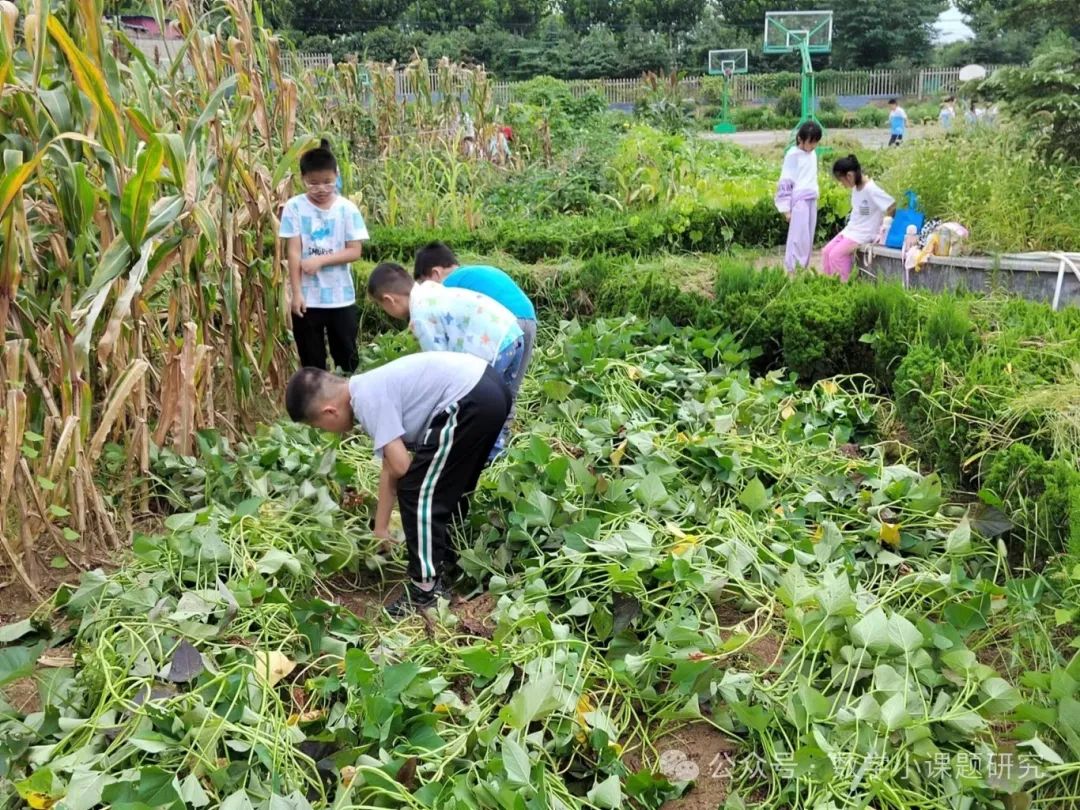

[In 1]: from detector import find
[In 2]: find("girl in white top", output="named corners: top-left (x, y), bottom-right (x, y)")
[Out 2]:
top-left (774, 121), bottom-right (822, 274)
top-left (820, 154), bottom-right (896, 282)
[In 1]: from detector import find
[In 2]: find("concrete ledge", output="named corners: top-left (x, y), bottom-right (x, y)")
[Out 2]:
top-left (856, 246), bottom-right (1080, 310)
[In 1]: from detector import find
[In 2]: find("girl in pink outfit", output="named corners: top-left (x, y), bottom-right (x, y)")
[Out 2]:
top-left (821, 154), bottom-right (896, 282)
top-left (775, 121), bottom-right (823, 274)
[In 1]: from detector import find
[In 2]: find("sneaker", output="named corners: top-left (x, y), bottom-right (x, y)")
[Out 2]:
top-left (384, 578), bottom-right (452, 619)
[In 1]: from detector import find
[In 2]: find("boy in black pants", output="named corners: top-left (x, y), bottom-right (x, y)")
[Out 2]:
top-left (285, 353), bottom-right (509, 616)
top-left (279, 139), bottom-right (368, 372)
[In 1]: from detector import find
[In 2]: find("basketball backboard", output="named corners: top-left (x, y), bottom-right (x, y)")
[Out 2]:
top-left (707, 49), bottom-right (749, 76)
top-left (764, 10), bottom-right (833, 54)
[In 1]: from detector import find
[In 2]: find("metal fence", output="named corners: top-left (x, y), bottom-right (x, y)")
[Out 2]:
top-left (287, 58), bottom-right (1004, 106)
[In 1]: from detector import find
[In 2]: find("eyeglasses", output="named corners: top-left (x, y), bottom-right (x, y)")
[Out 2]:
top-left (303, 180), bottom-right (336, 191)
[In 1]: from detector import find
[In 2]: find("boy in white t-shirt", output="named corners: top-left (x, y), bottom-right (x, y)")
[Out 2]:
top-left (279, 139), bottom-right (369, 372)
top-left (888, 99), bottom-right (908, 146)
top-left (820, 154), bottom-right (896, 282)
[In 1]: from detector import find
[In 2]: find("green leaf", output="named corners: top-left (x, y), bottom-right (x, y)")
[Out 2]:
top-left (980, 677), bottom-right (1021, 715)
top-left (502, 673), bottom-right (558, 729)
top-left (219, 790), bottom-right (256, 810)
top-left (738, 478), bottom-right (768, 512)
top-left (0, 619), bottom-right (37, 644)
top-left (62, 528), bottom-right (80, 542)
top-left (880, 694), bottom-right (910, 731)
top-left (58, 770), bottom-right (118, 810)
top-left (50, 556), bottom-right (70, 569)
top-left (382, 662), bottom-right (420, 699)
top-left (1018, 736), bottom-right (1064, 765)
top-left (120, 137), bottom-right (164, 249)
top-left (0, 642), bottom-right (45, 687)
top-left (164, 512), bottom-right (198, 531)
top-left (502, 737), bottom-right (532, 787)
top-left (634, 474), bottom-right (668, 508)
top-left (945, 517), bottom-right (972, 554)
top-left (587, 775), bottom-right (623, 809)
top-left (178, 774), bottom-right (209, 808)
top-left (256, 549), bottom-right (301, 576)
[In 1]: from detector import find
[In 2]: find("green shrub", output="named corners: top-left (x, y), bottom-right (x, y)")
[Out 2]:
top-left (819, 96), bottom-right (840, 113)
top-left (985, 443), bottom-right (1080, 557)
top-left (818, 111), bottom-right (845, 129)
top-left (856, 106), bottom-right (888, 127)
top-left (775, 88), bottom-right (802, 118)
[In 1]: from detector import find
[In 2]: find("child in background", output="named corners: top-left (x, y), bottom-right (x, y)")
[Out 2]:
top-left (939, 97), bottom-right (956, 132)
top-left (285, 355), bottom-right (510, 616)
top-left (774, 121), bottom-right (823, 274)
top-left (413, 242), bottom-right (537, 415)
top-left (821, 154), bottom-right (896, 283)
top-left (367, 262), bottom-right (525, 458)
top-left (888, 99), bottom-right (908, 146)
top-left (279, 139), bottom-right (368, 372)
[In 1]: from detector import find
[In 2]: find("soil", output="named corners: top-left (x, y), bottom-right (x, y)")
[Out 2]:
top-left (625, 722), bottom-right (738, 810)
top-left (453, 592), bottom-right (498, 638)
top-left (2, 677), bottom-right (40, 715)
top-left (713, 601), bottom-right (785, 671)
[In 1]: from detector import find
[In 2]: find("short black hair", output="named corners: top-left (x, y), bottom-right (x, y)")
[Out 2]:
top-left (795, 121), bottom-right (823, 146)
top-left (414, 242), bottom-right (459, 280)
top-left (299, 138), bottom-right (337, 175)
top-left (888, 98), bottom-right (898, 105)
top-left (367, 262), bottom-right (414, 298)
top-left (285, 367), bottom-right (335, 422)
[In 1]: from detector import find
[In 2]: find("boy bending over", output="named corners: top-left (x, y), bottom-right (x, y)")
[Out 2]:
top-left (285, 354), bottom-right (510, 616)
top-left (368, 262), bottom-right (524, 459)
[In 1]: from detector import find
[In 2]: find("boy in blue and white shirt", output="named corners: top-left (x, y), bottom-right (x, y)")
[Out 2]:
top-left (412, 242), bottom-right (536, 411)
top-left (888, 99), bottom-right (908, 146)
top-left (279, 139), bottom-right (368, 372)
top-left (367, 262), bottom-right (524, 459)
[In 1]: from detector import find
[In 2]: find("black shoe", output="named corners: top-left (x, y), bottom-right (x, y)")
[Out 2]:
top-left (384, 578), bottom-right (452, 618)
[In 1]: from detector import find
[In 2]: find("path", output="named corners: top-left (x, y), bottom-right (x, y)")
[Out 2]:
top-left (701, 125), bottom-right (933, 149)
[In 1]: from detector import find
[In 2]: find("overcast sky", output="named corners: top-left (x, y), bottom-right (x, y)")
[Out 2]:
top-left (934, 4), bottom-right (975, 44)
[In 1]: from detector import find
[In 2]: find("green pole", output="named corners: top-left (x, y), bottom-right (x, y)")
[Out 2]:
top-left (713, 72), bottom-right (737, 133)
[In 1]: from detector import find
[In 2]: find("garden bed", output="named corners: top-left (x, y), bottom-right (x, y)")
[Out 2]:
top-left (858, 246), bottom-right (1080, 310)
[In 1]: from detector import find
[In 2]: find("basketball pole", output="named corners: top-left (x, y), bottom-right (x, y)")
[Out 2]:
top-left (714, 70), bottom-right (736, 134)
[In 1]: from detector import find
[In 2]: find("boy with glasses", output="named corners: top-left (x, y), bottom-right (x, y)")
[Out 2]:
top-left (279, 139), bottom-right (368, 372)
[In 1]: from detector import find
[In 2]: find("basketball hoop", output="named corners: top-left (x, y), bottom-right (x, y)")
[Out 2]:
top-left (723, 66), bottom-right (734, 80)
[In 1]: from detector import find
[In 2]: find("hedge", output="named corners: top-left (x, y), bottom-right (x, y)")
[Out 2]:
top-left (358, 255), bottom-right (1080, 557)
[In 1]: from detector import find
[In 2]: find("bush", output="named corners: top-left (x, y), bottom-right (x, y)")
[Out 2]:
top-left (818, 111), bottom-right (844, 129)
top-left (819, 96), bottom-right (840, 113)
top-left (855, 106), bottom-right (889, 127)
top-left (775, 88), bottom-right (802, 118)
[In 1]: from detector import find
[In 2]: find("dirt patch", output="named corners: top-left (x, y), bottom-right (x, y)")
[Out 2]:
top-left (626, 722), bottom-right (738, 810)
top-left (713, 601), bottom-right (785, 671)
top-left (454, 592), bottom-right (498, 638)
top-left (326, 581), bottom-right (385, 620)
top-left (2, 677), bottom-right (40, 715)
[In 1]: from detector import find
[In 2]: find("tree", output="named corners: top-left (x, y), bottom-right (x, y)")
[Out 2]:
top-left (490, 0), bottom-right (550, 31)
top-left (980, 39), bottom-right (1080, 162)
top-left (403, 0), bottom-right (494, 29)
top-left (826, 0), bottom-right (944, 67)
top-left (630, 0), bottom-right (706, 36)
top-left (287, 0), bottom-right (404, 34)
top-left (572, 25), bottom-right (621, 77)
top-left (561, 0), bottom-right (630, 30)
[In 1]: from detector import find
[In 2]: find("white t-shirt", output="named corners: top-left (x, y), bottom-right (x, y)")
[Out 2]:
top-left (841, 180), bottom-right (895, 244)
top-left (889, 106), bottom-right (908, 134)
top-left (349, 352), bottom-right (486, 458)
top-left (775, 146), bottom-right (819, 212)
top-left (279, 194), bottom-right (369, 308)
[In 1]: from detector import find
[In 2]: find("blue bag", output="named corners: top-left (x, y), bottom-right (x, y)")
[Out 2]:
top-left (885, 190), bottom-right (925, 249)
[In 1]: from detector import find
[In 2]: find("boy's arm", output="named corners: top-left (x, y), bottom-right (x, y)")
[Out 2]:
top-left (286, 237), bottom-right (305, 315)
top-left (373, 438), bottom-right (410, 538)
top-left (300, 240), bottom-right (364, 274)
